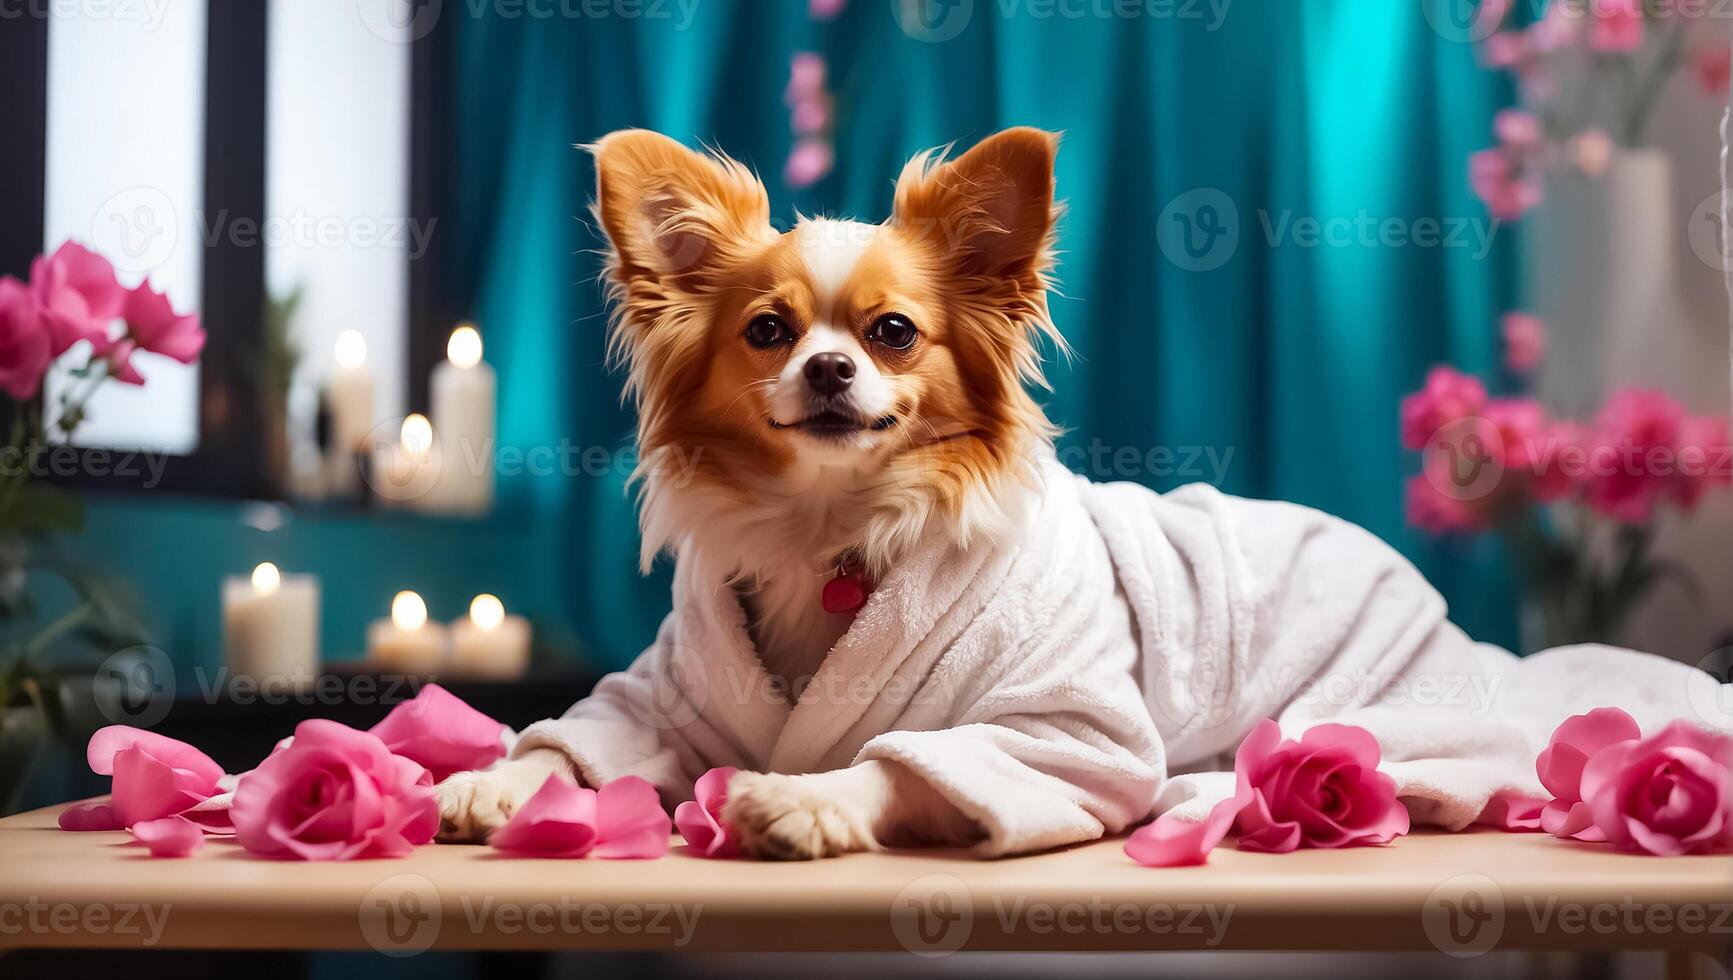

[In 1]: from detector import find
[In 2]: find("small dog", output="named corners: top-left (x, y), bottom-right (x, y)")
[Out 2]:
top-left (438, 127), bottom-right (1065, 856)
top-left (436, 127), bottom-right (1733, 861)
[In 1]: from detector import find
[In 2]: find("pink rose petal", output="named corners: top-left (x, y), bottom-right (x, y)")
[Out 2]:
top-left (131, 816), bottom-right (204, 858)
top-left (1124, 783), bottom-right (1251, 867)
top-left (121, 280), bottom-right (204, 363)
top-left (88, 725), bottom-right (224, 786)
top-left (1476, 793), bottom-right (1547, 832)
top-left (674, 766), bottom-right (740, 859)
top-left (490, 773), bottom-right (600, 858)
top-left (29, 241), bottom-right (123, 355)
top-left (592, 776), bottom-right (671, 859)
top-left (59, 801), bottom-right (123, 832)
top-left (370, 683), bottom-right (508, 783)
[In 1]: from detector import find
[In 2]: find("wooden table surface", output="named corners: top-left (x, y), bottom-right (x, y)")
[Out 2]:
top-left (2, 801), bottom-right (1730, 957)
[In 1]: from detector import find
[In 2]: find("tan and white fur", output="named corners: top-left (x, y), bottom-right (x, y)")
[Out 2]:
top-left (438, 127), bottom-right (1066, 858)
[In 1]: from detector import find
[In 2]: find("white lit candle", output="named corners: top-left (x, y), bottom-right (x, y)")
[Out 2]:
top-left (222, 562), bottom-right (320, 693)
top-left (370, 413), bottom-right (443, 509)
top-left (449, 593), bottom-right (531, 680)
top-left (430, 323), bottom-right (497, 515)
top-left (366, 590), bottom-right (449, 675)
top-left (328, 330), bottom-right (375, 495)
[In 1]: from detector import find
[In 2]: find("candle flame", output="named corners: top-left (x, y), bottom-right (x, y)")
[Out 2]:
top-left (400, 414), bottom-right (433, 456)
top-left (334, 330), bottom-right (367, 370)
top-left (251, 562), bottom-right (281, 597)
top-left (448, 324), bottom-right (483, 370)
top-left (391, 591), bottom-right (428, 631)
top-left (470, 593), bottom-right (505, 631)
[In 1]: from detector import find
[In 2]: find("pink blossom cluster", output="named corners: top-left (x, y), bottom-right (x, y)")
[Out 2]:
top-left (1469, 0), bottom-right (1729, 220)
top-left (784, 52), bottom-right (836, 188)
top-left (0, 241), bottom-right (204, 400)
top-left (1401, 348), bottom-right (1731, 533)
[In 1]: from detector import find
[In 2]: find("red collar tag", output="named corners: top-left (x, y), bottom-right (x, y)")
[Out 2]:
top-left (821, 558), bottom-right (870, 615)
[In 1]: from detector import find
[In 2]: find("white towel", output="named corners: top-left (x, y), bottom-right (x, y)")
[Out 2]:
top-left (516, 458), bottom-right (1732, 855)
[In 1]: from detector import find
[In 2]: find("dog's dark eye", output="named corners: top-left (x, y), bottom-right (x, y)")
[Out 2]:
top-left (868, 314), bottom-right (918, 351)
top-left (744, 314), bottom-right (792, 349)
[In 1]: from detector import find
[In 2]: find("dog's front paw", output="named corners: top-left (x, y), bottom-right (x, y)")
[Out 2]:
top-left (435, 750), bottom-right (571, 843)
top-left (722, 771), bottom-right (878, 860)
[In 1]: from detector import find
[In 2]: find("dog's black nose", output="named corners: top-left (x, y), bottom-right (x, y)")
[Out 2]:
top-left (803, 351), bottom-right (855, 396)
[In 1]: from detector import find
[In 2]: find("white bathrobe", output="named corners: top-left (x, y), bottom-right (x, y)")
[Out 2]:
top-left (515, 460), bottom-right (1732, 855)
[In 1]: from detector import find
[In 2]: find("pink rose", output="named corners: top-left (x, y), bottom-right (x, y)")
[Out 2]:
top-left (122, 281), bottom-right (205, 363)
top-left (1469, 148), bottom-right (1542, 221)
top-left (1583, 721), bottom-right (1733, 856)
top-left (1568, 128), bottom-right (1614, 177)
top-left (230, 719), bottom-right (438, 860)
top-left (1536, 707), bottom-right (1642, 842)
top-left (1401, 365), bottom-right (1488, 450)
top-left (1695, 42), bottom-right (1731, 96)
top-left (1676, 414), bottom-right (1732, 512)
top-left (784, 138), bottom-right (834, 189)
top-left (1585, 388), bottom-right (1689, 523)
top-left (1125, 721), bottom-right (1408, 867)
top-left (0, 277), bottom-right (54, 400)
top-left (1404, 473), bottom-right (1484, 534)
top-left (785, 52), bottom-right (826, 104)
top-left (1232, 721), bottom-right (1410, 852)
top-left (1501, 312), bottom-right (1546, 374)
top-left (791, 95), bottom-right (830, 135)
top-left (1529, 3), bottom-right (1582, 52)
top-left (1588, 0), bottom-right (1643, 52)
top-left (808, 0), bottom-right (846, 19)
top-left (29, 241), bottom-right (123, 356)
top-left (1493, 109), bottom-right (1542, 150)
top-left (1481, 31), bottom-right (1526, 68)
top-left (369, 682), bottom-right (507, 783)
top-left (674, 766), bottom-right (741, 858)
top-left (59, 725), bottom-right (226, 832)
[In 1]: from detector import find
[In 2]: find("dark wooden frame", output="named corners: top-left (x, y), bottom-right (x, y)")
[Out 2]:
top-left (3, 0), bottom-right (456, 499)
top-left (406, 12), bottom-right (459, 416)
top-left (0, 1), bottom-right (272, 499)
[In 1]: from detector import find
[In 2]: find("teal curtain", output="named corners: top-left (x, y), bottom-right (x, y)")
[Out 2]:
top-left (447, 0), bottom-right (1523, 669)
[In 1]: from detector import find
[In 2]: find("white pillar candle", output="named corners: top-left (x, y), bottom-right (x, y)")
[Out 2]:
top-left (370, 413), bottom-right (444, 510)
top-left (222, 562), bottom-right (320, 693)
top-left (328, 330), bottom-right (375, 495)
top-left (366, 590), bottom-right (449, 675)
top-left (449, 593), bottom-right (531, 680)
top-left (429, 324), bottom-right (496, 516)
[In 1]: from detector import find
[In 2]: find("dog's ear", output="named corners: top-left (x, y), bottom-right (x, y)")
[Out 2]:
top-left (891, 127), bottom-right (1059, 283)
top-left (589, 129), bottom-right (774, 291)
